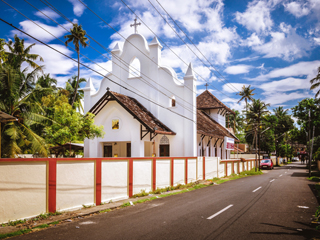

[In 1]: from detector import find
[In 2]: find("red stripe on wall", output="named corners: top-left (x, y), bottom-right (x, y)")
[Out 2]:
top-left (185, 158), bottom-right (188, 184)
top-left (128, 159), bottom-right (133, 197)
top-left (95, 159), bottom-right (102, 206)
top-left (203, 157), bottom-right (206, 180)
top-left (152, 158), bottom-right (156, 191)
top-left (48, 159), bottom-right (56, 213)
top-left (171, 158), bottom-right (174, 186)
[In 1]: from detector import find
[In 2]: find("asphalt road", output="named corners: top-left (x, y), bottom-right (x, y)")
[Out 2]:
top-left (13, 163), bottom-right (320, 240)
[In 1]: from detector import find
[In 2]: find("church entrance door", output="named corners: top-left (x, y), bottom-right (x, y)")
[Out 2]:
top-left (160, 145), bottom-right (169, 157)
top-left (104, 145), bottom-right (112, 157)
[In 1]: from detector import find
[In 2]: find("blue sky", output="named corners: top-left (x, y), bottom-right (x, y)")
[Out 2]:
top-left (1, 0), bottom-right (320, 114)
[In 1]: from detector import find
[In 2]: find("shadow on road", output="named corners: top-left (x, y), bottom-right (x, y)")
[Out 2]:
top-left (250, 222), bottom-right (319, 239)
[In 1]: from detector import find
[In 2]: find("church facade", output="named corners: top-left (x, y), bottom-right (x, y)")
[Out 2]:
top-left (83, 27), bottom-right (237, 158)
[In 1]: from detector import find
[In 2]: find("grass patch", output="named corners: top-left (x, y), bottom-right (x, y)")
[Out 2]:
top-left (308, 176), bottom-right (320, 181)
top-left (0, 229), bottom-right (32, 239)
top-left (131, 189), bottom-right (149, 198)
top-left (212, 169), bottom-right (263, 185)
top-left (99, 209), bottom-right (111, 213)
top-left (49, 221), bottom-right (60, 225)
top-left (33, 224), bottom-right (49, 229)
top-left (120, 202), bottom-right (131, 208)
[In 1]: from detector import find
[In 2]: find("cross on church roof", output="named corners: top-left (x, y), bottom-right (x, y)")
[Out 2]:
top-left (205, 83), bottom-right (209, 90)
top-left (130, 18), bottom-right (141, 34)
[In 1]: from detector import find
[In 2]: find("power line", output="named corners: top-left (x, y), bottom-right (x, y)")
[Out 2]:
top-left (153, 0), bottom-right (240, 93)
top-left (119, 0), bottom-right (236, 97)
top-left (77, 0), bottom-right (233, 99)
top-left (0, 17), bottom-right (197, 123)
top-left (22, 0), bottom-right (198, 117)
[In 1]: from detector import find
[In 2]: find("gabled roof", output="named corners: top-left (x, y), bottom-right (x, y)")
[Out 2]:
top-left (89, 90), bottom-right (176, 135)
top-left (197, 110), bottom-right (239, 141)
top-left (197, 90), bottom-right (235, 115)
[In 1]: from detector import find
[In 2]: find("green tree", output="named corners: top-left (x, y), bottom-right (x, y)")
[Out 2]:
top-left (65, 76), bottom-right (86, 112)
top-left (229, 110), bottom-right (244, 134)
top-left (0, 65), bottom-right (48, 157)
top-left (64, 24), bottom-right (88, 107)
top-left (0, 38), bottom-right (6, 63)
top-left (310, 66), bottom-right (320, 98)
top-left (5, 34), bottom-right (43, 70)
top-left (237, 85), bottom-right (255, 122)
top-left (43, 94), bottom-right (104, 148)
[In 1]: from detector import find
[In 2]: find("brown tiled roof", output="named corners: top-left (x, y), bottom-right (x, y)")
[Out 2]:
top-left (197, 90), bottom-right (235, 115)
top-left (89, 91), bottom-right (175, 135)
top-left (197, 110), bottom-right (238, 141)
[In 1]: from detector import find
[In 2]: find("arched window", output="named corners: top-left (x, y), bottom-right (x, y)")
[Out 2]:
top-left (159, 135), bottom-right (170, 157)
top-left (128, 57), bottom-right (141, 78)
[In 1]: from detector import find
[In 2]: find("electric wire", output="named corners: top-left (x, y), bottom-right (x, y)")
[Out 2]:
top-left (23, 0), bottom-right (198, 116)
top-left (37, 0), bottom-right (230, 122)
top-left (153, 0), bottom-right (240, 93)
top-left (0, 17), bottom-right (197, 123)
top-left (119, 0), bottom-right (235, 97)
top-left (76, 0), bottom-right (233, 99)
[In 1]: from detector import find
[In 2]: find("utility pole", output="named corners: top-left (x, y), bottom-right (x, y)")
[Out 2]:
top-left (254, 127), bottom-right (258, 172)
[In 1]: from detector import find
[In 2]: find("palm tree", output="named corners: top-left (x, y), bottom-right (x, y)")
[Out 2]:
top-left (273, 106), bottom-right (288, 118)
top-left (65, 76), bottom-right (86, 112)
top-left (0, 64), bottom-right (48, 157)
top-left (64, 24), bottom-right (88, 107)
top-left (229, 110), bottom-right (244, 134)
top-left (246, 99), bottom-right (270, 168)
top-left (237, 85), bottom-right (255, 122)
top-left (310, 66), bottom-right (320, 97)
top-left (5, 34), bottom-right (44, 70)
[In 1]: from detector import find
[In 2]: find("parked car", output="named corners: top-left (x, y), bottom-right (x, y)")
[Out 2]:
top-left (292, 157), bottom-right (299, 161)
top-left (260, 159), bottom-right (274, 170)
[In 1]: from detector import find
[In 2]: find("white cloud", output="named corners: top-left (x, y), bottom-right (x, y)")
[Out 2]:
top-left (258, 77), bottom-right (311, 93)
top-left (249, 60), bottom-right (320, 81)
top-left (283, 1), bottom-right (311, 18)
top-left (34, 8), bottom-right (60, 20)
top-left (242, 33), bottom-right (263, 47)
top-left (68, 0), bottom-right (86, 17)
top-left (12, 20), bottom-right (73, 43)
top-left (252, 24), bottom-right (312, 61)
top-left (235, 0), bottom-right (273, 34)
top-left (263, 92), bottom-right (313, 106)
top-left (224, 64), bottom-right (253, 75)
top-left (222, 83), bottom-right (250, 93)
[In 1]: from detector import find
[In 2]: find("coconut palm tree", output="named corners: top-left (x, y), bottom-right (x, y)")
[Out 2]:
top-left (0, 65), bottom-right (48, 157)
top-left (310, 66), bottom-right (320, 98)
top-left (229, 110), bottom-right (244, 134)
top-left (5, 34), bottom-right (44, 70)
top-left (246, 99), bottom-right (270, 167)
top-left (65, 76), bottom-right (86, 112)
top-left (237, 85), bottom-right (255, 122)
top-left (64, 24), bottom-right (88, 107)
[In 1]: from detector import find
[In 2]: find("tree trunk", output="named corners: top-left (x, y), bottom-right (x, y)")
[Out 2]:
top-left (71, 50), bottom-right (80, 107)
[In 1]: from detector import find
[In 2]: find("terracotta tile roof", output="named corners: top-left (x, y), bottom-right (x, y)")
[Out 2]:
top-left (197, 90), bottom-right (235, 115)
top-left (89, 91), bottom-right (176, 135)
top-left (197, 110), bottom-right (238, 141)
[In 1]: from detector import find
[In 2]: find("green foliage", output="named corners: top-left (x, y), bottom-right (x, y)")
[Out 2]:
top-left (99, 209), bottom-right (111, 213)
top-left (131, 189), bottom-right (149, 198)
top-left (310, 66), bottom-right (320, 98)
top-left (0, 229), bottom-right (32, 239)
top-left (120, 202), bottom-right (131, 208)
top-left (43, 94), bottom-right (104, 147)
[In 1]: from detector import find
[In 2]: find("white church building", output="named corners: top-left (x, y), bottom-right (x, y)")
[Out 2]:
top-left (83, 22), bottom-right (237, 158)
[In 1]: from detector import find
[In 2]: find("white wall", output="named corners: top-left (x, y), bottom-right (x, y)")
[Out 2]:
top-left (156, 159), bottom-right (171, 189)
top-left (133, 160), bottom-right (152, 194)
top-left (0, 162), bottom-right (46, 223)
top-left (173, 159), bottom-right (185, 185)
top-left (56, 161), bottom-right (95, 211)
top-left (102, 161), bottom-right (128, 202)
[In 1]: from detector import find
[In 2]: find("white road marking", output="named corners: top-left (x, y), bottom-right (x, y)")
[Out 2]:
top-left (279, 175), bottom-right (283, 177)
top-left (252, 186), bottom-right (262, 192)
top-left (207, 205), bottom-right (233, 220)
top-left (270, 179), bottom-right (275, 182)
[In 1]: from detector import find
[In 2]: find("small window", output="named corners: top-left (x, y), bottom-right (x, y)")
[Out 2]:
top-left (112, 119), bottom-right (119, 129)
top-left (170, 96), bottom-right (176, 107)
top-left (128, 57), bottom-right (141, 78)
